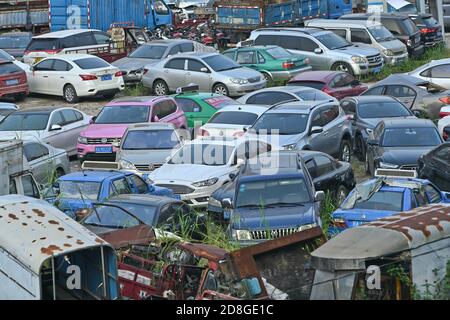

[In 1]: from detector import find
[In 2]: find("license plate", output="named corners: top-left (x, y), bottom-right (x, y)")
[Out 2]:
top-left (95, 146), bottom-right (112, 153)
top-left (5, 79), bottom-right (18, 86)
top-left (101, 74), bottom-right (112, 81)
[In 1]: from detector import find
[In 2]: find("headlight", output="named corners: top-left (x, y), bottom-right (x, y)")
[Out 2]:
top-left (383, 49), bottom-right (394, 56)
top-left (351, 56), bottom-right (368, 64)
top-left (78, 136), bottom-right (88, 144)
top-left (379, 162), bottom-right (400, 169)
top-left (119, 159), bottom-right (136, 170)
top-left (407, 39), bottom-right (412, 46)
top-left (232, 229), bottom-right (252, 241)
top-left (283, 143), bottom-right (297, 151)
top-left (192, 177), bottom-right (218, 188)
top-left (208, 197), bottom-right (221, 207)
top-left (230, 78), bottom-right (249, 84)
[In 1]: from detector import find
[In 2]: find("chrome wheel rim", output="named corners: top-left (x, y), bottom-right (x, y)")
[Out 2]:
top-left (336, 64), bottom-right (349, 73)
top-left (263, 73), bottom-right (270, 81)
top-left (155, 83), bottom-right (166, 95)
top-left (214, 85), bottom-right (227, 95)
top-left (342, 144), bottom-right (351, 162)
top-left (65, 87), bottom-right (75, 102)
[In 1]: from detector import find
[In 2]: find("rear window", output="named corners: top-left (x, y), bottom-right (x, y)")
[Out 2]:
top-left (296, 90), bottom-right (331, 101)
top-left (401, 18), bottom-right (419, 35)
top-left (209, 111), bottom-right (258, 125)
top-left (26, 38), bottom-right (60, 51)
top-left (0, 35), bottom-right (31, 49)
top-left (129, 45), bottom-right (167, 59)
top-left (203, 96), bottom-right (236, 109)
top-left (0, 62), bottom-right (22, 74)
top-left (73, 57), bottom-right (110, 69)
top-left (266, 47), bottom-right (292, 59)
top-left (287, 81), bottom-right (325, 90)
top-left (351, 190), bottom-right (404, 212)
top-left (421, 16), bottom-right (439, 27)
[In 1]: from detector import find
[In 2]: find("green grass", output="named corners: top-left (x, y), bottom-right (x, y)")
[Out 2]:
top-left (123, 83), bottom-right (151, 96)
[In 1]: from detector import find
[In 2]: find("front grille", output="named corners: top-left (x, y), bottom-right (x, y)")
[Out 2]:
top-left (250, 224), bottom-right (315, 240)
top-left (135, 163), bottom-right (162, 172)
top-left (86, 138), bottom-right (121, 145)
top-left (83, 152), bottom-right (116, 162)
top-left (155, 184), bottom-right (194, 195)
top-left (400, 164), bottom-right (418, 170)
top-left (367, 54), bottom-right (382, 65)
top-left (247, 76), bottom-right (260, 83)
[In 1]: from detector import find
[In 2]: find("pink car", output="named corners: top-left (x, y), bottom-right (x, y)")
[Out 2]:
top-left (77, 96), bottom-right (187, 161)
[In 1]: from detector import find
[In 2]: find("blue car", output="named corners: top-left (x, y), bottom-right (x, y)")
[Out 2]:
top-left (330, 175), bottom-right (450, 234)
top-left (51, 170), bottom-right (174, 219)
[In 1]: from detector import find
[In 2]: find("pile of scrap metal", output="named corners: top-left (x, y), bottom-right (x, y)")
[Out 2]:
top-left (100, 222), bottom-right (326, 300)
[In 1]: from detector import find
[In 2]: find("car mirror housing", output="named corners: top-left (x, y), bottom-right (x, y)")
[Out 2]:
top-left (236, 158), bottom-right (245, 166)
top-left (222, 198), bottom-right (233, 210)
top-left (49, 124), bottom-right (62, 131)
top-left (90, 116), bottom-right (97, 124)
top-left (200, 67), bottom-right (209, 73)
top-left (310, 126), bottom-right (323, 135)
top-left (314, 191), bottom-right (325, 202)
top-left (314, 48), bottom-right (323, 54)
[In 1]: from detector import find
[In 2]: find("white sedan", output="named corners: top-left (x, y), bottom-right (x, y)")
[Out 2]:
top-left (198, 104), bottom-right (269, 138)
top-left (26, 54), bottom-right (125, 103)
top-left (149, 137), bottom-right (271, 208)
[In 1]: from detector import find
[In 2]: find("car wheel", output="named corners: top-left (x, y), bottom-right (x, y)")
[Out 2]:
top-left (366, 152), bottom-right (375, 177)
top-left (103, 92), bottom-right (116, 100)
top-left (15, 93), bottom-right (26, 102)
top-left (332, 62), bottom-right (354, 76)
top-left (356, 135), bottom-right (366, 162)
top-left (153, 80), bottom-right (169, 96)
top-left (336, 185), bottom-right (348, 205)
top-left (56, 168), bottom-right (65, 178)
top-left (213, 83), bottom-right (229, 96)
top-left (339, 139), bottom-right (352, 162)
top-left (261, 72), bottom-right (271, 82)
top-left (63, 84), bottom-right (79, 103)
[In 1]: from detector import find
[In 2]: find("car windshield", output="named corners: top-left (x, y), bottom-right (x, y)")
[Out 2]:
top-left (287, 81), bottom-right (325, 90)
top-left (296, 90), bottom-right (332, 101)
top-left (122, 129), bottom-right (180, 150)
top-left (236, 178), bottom-right (311, 208)
top-left (266, 47), bottom-right (292, 59)
top-left (350, 190), bottom-right (404, 211)
top-left (252, 113), bottom-right (308, 135)
top-left (203, 96), bottom-right (236, 109)
top-left (168, 143), bottom-right (235, 166)
top-left (0, 113), bottom-right (49, 131)
top-left (203, 54), bottom-right (241, 72)
top-left (83, 204), bottom-right (145, 229)
top-left (59, 181), bottom-right (100, 200)
top-left (0, 35), bottom-right (31, 49)
top-left (316, 32), bottom-right (352, 49)
top-left (74, 57), bottom-right (110, 69)
top-left (26, 38), bottom-right (60, 51)
top-left (358, 102), bottom-right (411, 118)
top-left (129, 45), bottom-right (167, 59)
top-left (368, 26), bottom-right (396, 42)
top-left (382, 127), bottom-right (442, 147)
top-left (95, 105), bottom-right (149, 124)
top-left (208, 111), bottom-right (258, 125)
top-left (0, 62), bottom-right (22, 74)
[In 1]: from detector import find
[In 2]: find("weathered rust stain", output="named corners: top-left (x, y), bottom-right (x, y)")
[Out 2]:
top-left (58, 227), bottom-right (65, 231)
top-left (95, 238), bottom-right (105, 244)
top-left (48, 220), bottom-right (59, 225)
top-left (26, 216), bottom-right (31, 219)
top-left (76, 239), bottom-right (85, 245)
top-left (22, 223), bottom-right (27, 226)
top-left (40, 237), bottom-right (46, 240)
top-left (32, 209), bottom-right (45, 217)
top-left (67, 235), bottom-right (73, 239)
top-left (63, 243), bottom-right (72, 247)
top-left (8, 214), bottom-right (18, 220)
top-left (40, 245), bottom-right (62, 255)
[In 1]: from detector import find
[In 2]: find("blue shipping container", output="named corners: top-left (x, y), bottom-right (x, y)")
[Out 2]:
top-left (49, 0), bottom-right (172, 32)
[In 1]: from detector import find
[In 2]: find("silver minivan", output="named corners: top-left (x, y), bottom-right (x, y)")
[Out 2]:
top-left (305, 19), bottom-right (408, 66)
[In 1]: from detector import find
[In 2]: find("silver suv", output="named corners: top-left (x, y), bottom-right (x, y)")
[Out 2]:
top-left (247, 28), bottom-right (383, 76)
top-left (246, 100), bottom-right (354, 162)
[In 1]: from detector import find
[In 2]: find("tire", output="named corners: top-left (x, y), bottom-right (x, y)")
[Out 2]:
top-left (63, 84), bottom-right (79, 103)
top-left (103, 92), bottom-right (116, 100)
top-left (56, 168), bottom-right (65, 178)
top-left (365, 152), bottom-right (375, 176)
top-left (339, 139), bottom-right (352, 162)
top-left (153, 79), bottom-right (169, 96)
top-left (213, 83), bottom-right (229, 96)
top-left (261, 72), bottom-right (271, 82)
top-left (356, 134), bottom-right (366, 162)
top-left (336, 185), bottom-right (348, 205)
top-left (15, 93), bottom-right (26, 102)
top-left (332, 62), bottom-right (354, 76)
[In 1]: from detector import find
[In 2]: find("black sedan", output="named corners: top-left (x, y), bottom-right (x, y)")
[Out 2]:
top-left (340, 96), bottom-right (416, 160)
top-left (418, 142), bottom-right (450, 191)
top-left (365, 119), bottom-right (443, 176)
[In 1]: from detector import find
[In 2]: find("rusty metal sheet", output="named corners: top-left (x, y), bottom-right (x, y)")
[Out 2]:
top-left (99, 225), bottom-right (156, 249)
top-left (177, 242), bottom-right (228, 263)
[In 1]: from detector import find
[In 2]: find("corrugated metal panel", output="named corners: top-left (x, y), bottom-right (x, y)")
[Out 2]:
top-left (49, 0), bottom-right (89, 31)
top-left (89, 0), bottom-right (149, 31)
top-left (0, 9), bottom-right (48, 28)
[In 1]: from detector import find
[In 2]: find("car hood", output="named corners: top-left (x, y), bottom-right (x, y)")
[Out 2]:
top-left (150, 163), bottom-right (234, 184)
top-left (219, 67), bottom-right (262, 80)
top-left (231, 205), bottom-right (316, 230)
top-left (333, 208), bottom-right (396, 224)
top-left (380, 39), bottom-right (407, 52)
top-left (119, 149), bottom-right (174, 164)
top-left (381, 146), bottom-right (436, 165)
top-left (246, 132), bottom-right (306, 148)
top-left (334, 45), bottom-right (380, 57)
top-left (0, 130), bottom-right (47, 140)
top-left (362, 116), bottom-right (416, 129)
top-left (112, 57), bottom-right (159, 70)
top-left (80, 124), bottom-right (129, 138)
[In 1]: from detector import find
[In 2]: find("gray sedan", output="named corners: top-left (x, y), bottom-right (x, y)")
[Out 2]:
top-left (407, 58), bottom-right (450, 90)
top-left (361, 74), bottom-right (450, 119)
top-left (112, 39), bottom-right (216, 83)
top-left (143, 52), bottom-right (267, 97)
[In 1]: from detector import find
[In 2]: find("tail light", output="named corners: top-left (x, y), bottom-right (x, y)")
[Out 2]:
top-left (304, 58), bottom-right (311, 65)
top-left (282, 61), bottom-right (295, 69)
top-left (439, 97), bottom-right (450, 104)
top-left (444, 127), bottom-right (450, 141)
top-left (233, 131), bottom-right (245, 138)
top-left (79, 74), bottom-right (98, 81)
top-left (420, 28), bottom-right (436, 33)
top-left (143, 68), bottom-right (149, 75)
top-left (114, 71), bottom-right (123, 77)
top-left (332, 218), bottom-right (347, 228)
top-left (440, 110), bottom-right (450, 118)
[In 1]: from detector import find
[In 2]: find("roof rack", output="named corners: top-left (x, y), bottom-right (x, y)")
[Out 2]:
top-left (254, 27), bottom-right (321, 35)
top-left (81, 161), bottom-right (121, 171)
top-left (375, 168), bottom-right (417, 179)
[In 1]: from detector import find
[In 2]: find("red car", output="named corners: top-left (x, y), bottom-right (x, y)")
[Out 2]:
top-left (0, 61), bottom-right (28, 101)
top-left (287, 71), bottom-right (367, 100)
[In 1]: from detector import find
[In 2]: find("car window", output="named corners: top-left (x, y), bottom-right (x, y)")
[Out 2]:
top-left (153, 100), bottom-right (177, 119)
top-left (236, 51), bottom-right (256, 64)
top-left (73, 57), bottom-right (109, 69)
top-left (351, 29), bottom-right (372, 44)
top-left (73, 32), bottom-right (96, 46)
top-left (34, 59), bottom-right (54, 71)
top-left (334, 74), bottom-right (354, 88)
top-left (425, 184), bottom-right (442, 203)
top-left (9, 179), bottom-right (17, 194)
top-left (257, 52), bottom-right (266, 63)
top-left (0, 62), bottom-right (22, 74)
top-left (430, 64), bottom-right (450, 78)
top-left (363, 86), bottom-right (385, 95)
top-left (175, 98), bottom-right (202, 113)
top-left (187, 59), bottom-right (207, 72)
top-left (73, 110), bottom-right (84, 121)
top-left (165, 58), bottom-right (185, 70)
top-left (26, 38), bottom-right (60, 51)
top-left (385, 85), bottom-right (416, 97)
top-left (61, 109), bottom-right (79, 125)
top-left (112, 178), bottom-right (132, 195)
top-left (154, 0), bottom-right (169, 14)
top-left (208, 111), bottom-right (258, 125)
top-left (49, 111), bottom-right (64, 126)
top-left (340, 100), bottom-right (356, 114)
top-left (93, 32), bottom-right (110, 45)
top-left (329, 74), bottom-right (345, 88)
top-left (223, 51), bottom-right (235, 59)
top-left (129, 44), bottom-right (167, 59)
top-left (413, 189), bottom-right (428, 207)
top-left (24, 142), bottom-right (49, 162)
top-left (329, 29), bottom-right (347, 38)
top-left (305, 159), bottom-right (318, 179)
top-left (254, 35), bottom-right (278, 46)
top-left (314, 155), bottom-right (334, 177)
top-left (382, 19), bottom-right (402, 35)
top-left (128, 175), bottom-right (148, 194)
top-left (168, 44), bottom-right (181, 56)
top-left (52, 59), bottom-right (72, 71)
top-left (358, 101), bottom-right (411, 118)
top-left (320, 105), bottom-right (340, 126)
top-left (179, 42), bottom-right (194, 52)
top-left (158, 204), bottom-right (175, 223)
top-left (21, 175), bottom-right (40, 199)
top-left (246, 91), bottom-right (296, 105)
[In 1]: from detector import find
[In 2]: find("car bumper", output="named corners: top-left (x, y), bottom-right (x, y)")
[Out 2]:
top-left (227, 80), bottom-right (267, 97)
top-left (351, 62), bottom-right (383, 75)
top-left (269, 66), bottom-right (313, 81)
top-left (384, 52), bottom-right (408, 65)
top-left (121, 70), bottom-right (144, 83)
top-left (408, 44), bottom-right (425, 57)
top-left (77, 143), bottom-right (119, 161)
top-left (154, 182), bottom-right (218, 208)
top-left (75, 79), bottom-right (125, 97)
top-left (0, 83), bottom-right (29, 97)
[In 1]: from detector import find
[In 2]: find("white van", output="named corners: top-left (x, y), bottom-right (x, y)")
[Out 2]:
top-left (23, 29), bottom-right (112, 65)
top-left (305, 19), bottom-right (408, 66)
top-left (0, 195), bottom-right (119, 300)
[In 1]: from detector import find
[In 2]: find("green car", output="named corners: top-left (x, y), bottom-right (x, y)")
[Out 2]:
top-left (223, 45), bottom-right (312, 82)
top-left (172, 86), bottom-right (237, 128)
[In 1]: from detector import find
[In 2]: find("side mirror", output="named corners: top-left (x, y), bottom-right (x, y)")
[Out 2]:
top-left (310, 126), bottom-right (323, 135)
top-left (200, 67), bottom-right (209, 73)
top-left (222, 198), bottom-right (233, 210)
top-left (347, 113), bottom-right (355, 121)
top-left (236, 158), bottom-right (245, 167)
top-left (30, 65), bottom-right (35, 72)
top-left (153, 114), bottom-right (160, 122)
top-left (90, 116), bottom-right (97, 124)
top-left (314, 191), bottom-right (325, 202)
top-left (412, 110), bottom-right (422, 117)
top-left (49, 124), bottom-right (62, 131)
top-left (367, 139), bottom-right (379, 146)
top-left (112, 141), bottom-right (120, 148)
top-left (314, 48), bottom-right (323, 54)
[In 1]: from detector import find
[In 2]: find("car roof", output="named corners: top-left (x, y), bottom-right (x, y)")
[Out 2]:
top-left (109, 96), bottom-right (163, 104)
top-left (376, 74), bottom-right (429, 87)
top-left (346, 95), bottom-right (398, 103)
top-left (189, 137), bottom-right (245, 146)
top-left (0, 102), bottom-right (18, 110)
top-left (249, 86), bottom-right (326, 94)
top-left (232, 45), bottom-right (279, 51)
top-left (240, 171), bottom-right (306, 182)
top-left (58, 170), bottom-right (127, 182)
top-left (33, 29), bottom-right (102, 39)
top-left (267, 100), bottom-right (335, 113)
top-left (253, 27), bottom-right (327, 36)
top-left (1, 31), bottom-right (32, 37)
top-left (144, 39), bottom-right (192, 45)
top-left (14, 106), bottom-right (64, 113)
top-left (381, 118), bottom-right (436, 128)
top-left (47, 54), bottom-right (102, 61)
top-left (308, 18), bottom-right (384, 28)
top-left (216, 104), bottom-right (269, 114)
top-left (290, 70), bottom-right (344, 82)
top-left (341, 13), bottom-right (410, 20)
top-left (104, 194), bottom-right (178, 206)
top-left (126, 122), bottom-right (175, 131)
top-left (174, 92), bottom-right (223, 99)
top-left (172, 52), bottom-right (218, 59)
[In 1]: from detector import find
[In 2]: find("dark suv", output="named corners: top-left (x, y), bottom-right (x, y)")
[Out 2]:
top-left (340, 13), bottom-right (424, 58)
top-left (407, 13), bottom-right (444, 47)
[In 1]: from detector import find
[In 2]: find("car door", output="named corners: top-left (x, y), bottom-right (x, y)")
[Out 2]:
top-left (152, 99), bottom-right (180, 126)
top-left (235, 50), bottom-right (257, 70)
top-left (29, 59), bottom-right (54, 93)
top-left (310, 154), bottom-right (338, 193)
top-left (426, 64), bottom-right (450, 89)
top-left (385, 85), bottom-right (417, 108)
top-left (308, 107), bottom-right (328, 153)
top-left (44, 110), bottom-right (67, 150)
top-left (60, 109), bottom-right (87, 154)
top-left (425, 145), bottom-right (450, 191)
top-left (321, 104), bottom-right (343, 156)
top-left (126, 174), bottom-right (149, 194)
top-left (349, 28), bottom-right (373, 49)
top-left (329, 73), bottom-right (358, 99)
top-left (24, 142), bottom-right (51, 184)
top-left (47, 59), bottom-right (73, 96)
top-left (162, 58), bottom-right (187, 91)
top-left (185, 58), bottom-right (212, 91)
top-left (174, 98), bottom-right (204, 126)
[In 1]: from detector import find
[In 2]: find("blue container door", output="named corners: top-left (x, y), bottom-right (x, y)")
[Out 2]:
top-left (265, 2), bottom-right (295, 25)
top-left (327, 0), bottom-right (353, 19)
top-left (49, 0), bottom-right (89, 31)
top-left (151, 0), bottom-right (173, 28)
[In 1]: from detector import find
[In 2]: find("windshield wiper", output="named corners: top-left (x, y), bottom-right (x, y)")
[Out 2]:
top-left (217, 66), bottom-right (240, 71)
top-left (265, 202), bottom-right (305, 207)
top-left (237, 204), bottom-right (261, 209)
